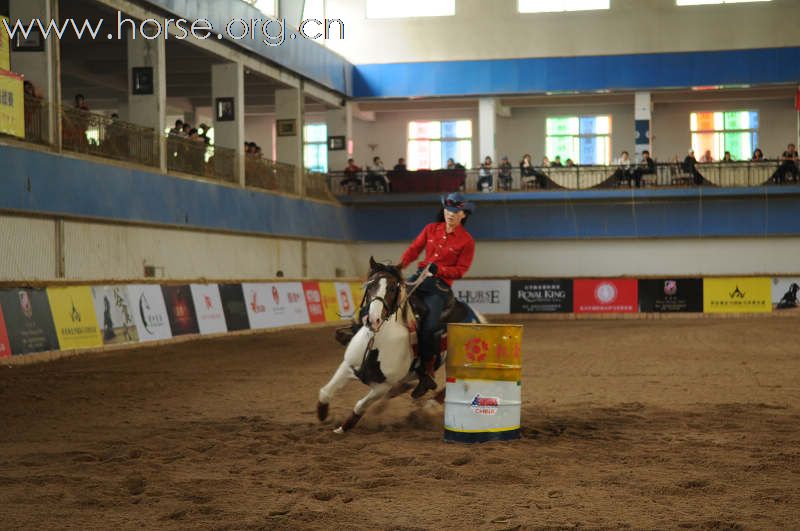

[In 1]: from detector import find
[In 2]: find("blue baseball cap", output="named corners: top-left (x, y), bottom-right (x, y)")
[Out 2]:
top-left (441, 192), bottom-right (475, 213)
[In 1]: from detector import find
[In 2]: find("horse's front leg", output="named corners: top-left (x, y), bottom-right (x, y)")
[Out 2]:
top-left (334, 382), bottom-right (392, 434)
top-left (317, 361), bottom-right (356, 422)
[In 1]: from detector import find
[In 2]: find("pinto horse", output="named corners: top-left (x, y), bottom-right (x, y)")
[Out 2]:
top-left (317, 257), bottom-right (485, 433)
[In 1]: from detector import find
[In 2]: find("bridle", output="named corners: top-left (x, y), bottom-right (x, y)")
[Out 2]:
top-left (363, 270), bottom-right (405, 333)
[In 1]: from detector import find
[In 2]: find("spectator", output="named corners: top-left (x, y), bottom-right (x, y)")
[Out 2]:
top-left (23, 81), bottom-right (43, 139)
top-left (170, 119), bottom-right (184, 137)
top-left (446, 158), bottom-right (456, 170)
top-left (365, 156), bottom-right (390, 192)
top-left (197, 123), bottom-right (211, 145)
top-left (632, 150), bottom-right (656, 188)
top-left (74, 93), bottom-right (89, 112)
top-left (722, 151), bottom-right (733, 162)
top-left (752, 148), bottom-right (765, 162)
top-left (542, 156), bottom-right (551, 167)
top-left (682, 149), bottom-right (704, 186)
top-left (393, 157), bottom-right (407, 171)
top-left (700, 149), bottom-right (713, 163)
top-left (612, 150), bottom-right (633, 186)
top-left (772, 143), bottom-right (799, 184)
top-left (498, 156), bottom-right (513, 190)
top-left (341, 157), bottom-right (362, 191)
top-left (551, 156), bottom-right (563, 168)
top-left (565, 158), bottom-right (576, 167)
top-left (477, 155), bottom-right (494, 192)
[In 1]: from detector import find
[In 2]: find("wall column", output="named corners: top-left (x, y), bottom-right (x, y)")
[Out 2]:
top-left (212, 62), bottom-right (245, 186)
top-left (126, 29), bottom-right (167, 171)
top-left (325, 102), bottom-right (352, 173)
top-left (634, 92), bottom-right (652, 160)
top-left (478, 97), bottom-right (497, 168)
top-left (275, 85), bottom-right (305, 195)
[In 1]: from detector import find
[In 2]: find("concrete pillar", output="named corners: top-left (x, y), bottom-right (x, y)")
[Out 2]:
top-left (211, 62), bottom-right (245, 186)
top-left (634, 92), bottom-right (652, 160)
top-left (275, 84), bottom-right (305, 195)
top-left (325, 102), bottom-right (352, 173)
top-left (126, 29), bottom-right (166, 171)
top-left (10, 0), bottom-right (60, 147)
top-left (478, 97), bottom-right (496, 168)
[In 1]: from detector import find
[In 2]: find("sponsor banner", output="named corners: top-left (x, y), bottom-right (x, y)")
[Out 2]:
top-left (0, 305), bottom-right (10, 358)
top-left (46, 286), bottom-right (103, 350)
top-left (771, 277), bottom-right (800, 309)
top-left (348, 282), bottom-right (363, 316)
top-left (127, 285), bottom-right (172, 342)
top-left (703, 277), bottom-right (772, 313)
top-left (574, 279), bottom-right (638, 313)
top-left (91, 286), bottom-right (139, 345)
top-left (452, 280), bottom-right (511, 315)
top-left (0, 17), bottom-right (9, 71)
top-left (318, 282), bottom-right (342, 322)
top-left (0, 69), bottom-right (24, 139)
top-left (218, 284), bottom-right (250, 331)
top-left (638, 279), bottom-right (703, 313)
top-left (242, 282), bottom-right (310, 329)
top-left (162, 285), bottom-right (199, 336)
top-left (0, 288), bottom-right (59, 355)
top-left (302, 282), bottom-right (326, 323)
top-left (189, 284), bottom-right (228, 335)
top-left (510, 279), bottom-right (572, 313)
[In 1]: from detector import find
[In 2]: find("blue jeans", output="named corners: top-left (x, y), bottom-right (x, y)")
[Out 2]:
top-left (409, 273), bottom-right (450, 368)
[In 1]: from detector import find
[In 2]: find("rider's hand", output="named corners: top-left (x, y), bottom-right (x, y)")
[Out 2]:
top-left (427, 263), bottom-right (438, 276)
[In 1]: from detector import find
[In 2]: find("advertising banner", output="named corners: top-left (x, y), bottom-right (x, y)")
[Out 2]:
top-left (703, 277), bottom-right (772, 314)
top-left (242, 282), bottom-right (310, 329)
top-left (0, 17), bottom-right (9, 71)
top-left (574, 279), bottom-right (638, 313)
top-left (189, 284), bottom-right (228, 335)
top-left (318, 282), bottom-right (342, 322)
top-left (771, 277), bottom-right (800, 310)
top-left (46, 286), bottom-right (103, 350)
top-left (0, 69), bottom-right (24, 139)
top-left (127, 285), bottom-right (172, 342)
top-left (638, 279), bottom-right (703, 313)
top-left (162, 285), bottom-right (199, 336)
top-left (452, 280), bottom-right (511, 315)
top-left (91, 285), bottom-right (139, 345)
top-left (510, 279), bottom-right (572, 313)
top-left (0, 305), bottom-right (10, 358)
top-left (348, 282), bottom-right (363, 316)
top-left (302, 282), bottom-right (326, 323)
top-left (0, 288), bottom-right (59, 355)
top-left (218, 284), bottom-right (250, 331)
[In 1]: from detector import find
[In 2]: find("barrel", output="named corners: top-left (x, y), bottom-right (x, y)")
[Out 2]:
top-left (444, 323), bottom-right (523, 443)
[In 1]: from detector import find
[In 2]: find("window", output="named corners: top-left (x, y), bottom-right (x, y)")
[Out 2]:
top-left (677, 0), bottom-right (770, 5)
top-left (519, 0), bottom-right (609, 13)
top-left (545, 116), bottom-right (611, 165)
top-left (304, 123), bottom-right (328, 173)
top-left (407, 120), bottom-right (472, 170)
top-left (367, 0), bottom-right (455, 19)
top-left (245, 0), bottom-right (277, 17)
top-left (690, 111), bottom-right (758, 161)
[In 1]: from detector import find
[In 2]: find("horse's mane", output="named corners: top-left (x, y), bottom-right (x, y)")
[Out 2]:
top-left (369, 261), bottom-right (404, 283)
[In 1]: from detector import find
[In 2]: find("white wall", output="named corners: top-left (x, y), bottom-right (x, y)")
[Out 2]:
top-left (351, 238), bottom-right (800, 278)
top-left (325, 0), bottom-right (800, 64)
top-left (0, 215), bottom-right (56, 280)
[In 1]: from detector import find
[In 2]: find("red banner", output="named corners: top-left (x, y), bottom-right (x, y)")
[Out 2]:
top-left (574, 279), bottom-right (638, 313)
top-left (302, 282), bottom-right (326, 323)
top-left (0, 305), bottom-right (10, 357)
top-left (796, 87), bottom-right (800, 111)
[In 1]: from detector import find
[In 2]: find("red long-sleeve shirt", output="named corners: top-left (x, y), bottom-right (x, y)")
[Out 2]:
top-left (399, 222), bottom-right (475, 286)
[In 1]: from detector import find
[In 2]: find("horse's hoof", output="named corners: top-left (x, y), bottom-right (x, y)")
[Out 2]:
top-left (317, 401), bottom-right (329, 422)
top-left (333, 426), bottom-right (345, 435)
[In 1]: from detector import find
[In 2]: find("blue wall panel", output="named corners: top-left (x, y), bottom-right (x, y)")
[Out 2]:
top-left (353, 47), bottom-right (800, 98)
top-left (0, 146), bottom-right (354, 241)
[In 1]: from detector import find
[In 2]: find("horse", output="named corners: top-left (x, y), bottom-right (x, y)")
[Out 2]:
top-left (777, 283), bottom-right (799, 309)
top-left (316, 257), bottom-right (486, 433)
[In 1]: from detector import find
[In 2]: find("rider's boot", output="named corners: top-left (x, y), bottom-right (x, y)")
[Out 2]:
top-left (411, 359), bottom-right (437, 399)
top-left (334, 323), bottom-right (360, 346)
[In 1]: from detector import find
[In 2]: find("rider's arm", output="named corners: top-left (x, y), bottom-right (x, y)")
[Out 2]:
top-left (436, 237), bottom-right (475, 283)
top-left (399, 224), bottom-right (430, 269)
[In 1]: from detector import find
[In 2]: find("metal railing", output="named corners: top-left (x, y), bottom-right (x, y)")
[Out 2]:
top-left (304, 171), bottom-right (336, 202)
top-left (245, 155), bottom-right (298, 195)
top-left (23, 95), bottom-right (50, 145)
top-left (61, 107), bottom-right (160, 167)
top-left (166, 135), bottom-right (238, 184)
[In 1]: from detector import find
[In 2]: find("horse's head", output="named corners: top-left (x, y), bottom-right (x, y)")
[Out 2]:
top-left (363, 256), bottom-right (404, 332)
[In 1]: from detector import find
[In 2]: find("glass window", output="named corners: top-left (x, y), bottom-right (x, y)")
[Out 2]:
top-left (407, 120), bottom-right (472, 170)
top-left (303, 123), bottom-right (328, 173)
top-left (690, 111), bottom-right (758, 161)
top-left (519, 0), bottom-right (610, 13)
top-left (367, 0), bottom-right (455, 19)
top-left (545, 115), bottom-right (611, 164)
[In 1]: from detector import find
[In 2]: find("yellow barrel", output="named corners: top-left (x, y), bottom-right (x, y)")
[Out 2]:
top-left (444, 323), bottom-right (523, 443)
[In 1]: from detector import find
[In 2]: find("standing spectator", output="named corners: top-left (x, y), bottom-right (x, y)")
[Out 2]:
top-left (477, 155), bottom-right (494, 192)
top-left (197, 123), bottom-right (211, 145)
top-left (772, 143), bottom-right (799, 184)
top-left (498, 156), bottom-right (513, 190)
top-left (170, 119), bottom-right (184, 137)
top-left (752, 148), bottom-right (765, 161)
top-left (393, 157), bottom-right (407, 171)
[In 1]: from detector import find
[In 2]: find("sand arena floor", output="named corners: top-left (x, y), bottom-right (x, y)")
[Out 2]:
top-left (1, 317), bottom-right (799, 529)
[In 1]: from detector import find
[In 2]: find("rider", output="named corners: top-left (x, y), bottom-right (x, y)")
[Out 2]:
top-left (399, 192), bottom-right (475, 398)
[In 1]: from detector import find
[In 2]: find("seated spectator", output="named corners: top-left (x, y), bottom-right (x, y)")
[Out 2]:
top-left (700, 149), bottom-right (713, 163)
top-left (365, 156), bottom-right (390, 192)
top-left (341, 158), bottom-right (362, 191)
top-left (772, 143), bottom-right (799, 184)
top-left (393, 157), bottom-right (407, 171)
top-left (477, 155), bottom-right (494, 192)
top-left (682, 149), bottom-right (704, 185)
top-left (752, 148), bottom-right (765, 162)
top-left (551, 155), bottom-right (563, 168)
top-left (498, 156), bottom-right (513, 190)
top-left (612, 150), bottom-right (634, 186)
top-left (565, 158), bottom-right (575, 167)
top-left (722, 151), bottom-right (734, 162)
top-left (169, 119), bottom-right (185, 137)
top-left (632, 150), bottom-right (656, 188)
top-left (542, 156), bottom-right (551, 167)
top-left (520, 153), bottom-right (546, 189)
top-left (446, 158), bottom-right (456, 170)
